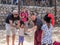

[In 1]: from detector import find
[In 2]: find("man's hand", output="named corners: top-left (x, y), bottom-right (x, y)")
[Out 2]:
top-left (16, 20), bottom-right (20, 29)
top-left (27, 26), bottom-right (37, 32)
top-left (32, 26), bottom-right (37, 30)
top-left (27, 29), bottom-right (31, 32)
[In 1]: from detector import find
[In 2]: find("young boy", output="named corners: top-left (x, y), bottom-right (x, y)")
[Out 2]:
top-left (41, 14), bottom-right (53, 45)
top-left (18, 21), bottom-right (25, 45)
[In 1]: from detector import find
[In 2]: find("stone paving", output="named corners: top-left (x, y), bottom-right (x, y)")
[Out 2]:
top-left (0, 27), bottom-right (60, 45)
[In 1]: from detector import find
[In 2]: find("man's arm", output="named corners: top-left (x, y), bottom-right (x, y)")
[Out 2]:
top-left (28, 25), bottom-right (37, 32)
top-left (9, 20), bottom-right (16, 27)
top-left (32, 25), bottom-right (37, 30)
top-left (16, 20), bottom-right (20, 29)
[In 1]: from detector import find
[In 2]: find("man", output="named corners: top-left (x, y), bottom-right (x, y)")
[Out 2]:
top-left (5, 10), bottom-right (20, 45)
top-left (31, 13), bottom-right (43, 45)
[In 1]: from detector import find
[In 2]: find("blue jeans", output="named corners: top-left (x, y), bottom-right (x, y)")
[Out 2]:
top-left (19, 36), bottom-right (24, 43)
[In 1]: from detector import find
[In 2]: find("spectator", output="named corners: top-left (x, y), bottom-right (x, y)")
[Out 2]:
top-left (41, 14), bottom-right (53, 45)
top-left (31, 13), bottom-right (43, 45)
top-left (20, 7), bottom-right (29, 35)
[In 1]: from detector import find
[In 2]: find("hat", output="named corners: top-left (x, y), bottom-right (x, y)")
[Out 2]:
top-left (13, 10), bottom-right (18, 14)
top-left (44, 14), bottom-right (48, 21)
top-left (44, 14), bottom-right (51, 23)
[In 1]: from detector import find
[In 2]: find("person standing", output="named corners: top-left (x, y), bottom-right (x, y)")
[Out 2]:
top-left (5, 10), bottom-right (20, 45)
top-left (31, 13), bottom-right (43, 45)
top-left (18, 21), bottom-right (25, 45)
top-left (20, 7), bottom-right (29, 35)
top-left (41, 14), bottom-right (53, 45)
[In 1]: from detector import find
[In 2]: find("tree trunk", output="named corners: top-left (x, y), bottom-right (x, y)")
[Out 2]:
top-left (6, 0), bottom-right (7, 4)
top-left (0, 0), bottom-right (1, 3)
top-left (11, 0), bottom-right (13, 4)
top-left (18, 0), bottom-right (20, 15)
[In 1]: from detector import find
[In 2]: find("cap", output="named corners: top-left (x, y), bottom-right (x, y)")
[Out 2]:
top-left (13, 10), bottom-right (18, 14)
top-left (44, 14), bottom-right (51, 23)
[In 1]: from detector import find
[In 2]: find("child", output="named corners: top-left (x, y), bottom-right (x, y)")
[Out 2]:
top-left (41, 14), bottom-right (53, 45)
top-left (44, 13), bottom-right (55, 26)
top-left (18, 21), bottom-right (25, 45)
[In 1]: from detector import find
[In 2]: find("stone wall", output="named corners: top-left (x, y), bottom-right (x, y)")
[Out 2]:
top-left (0, 4), bottom-right (17, 29)
top-left (0, 4), bottom-right (60, 29)
top-left (1, 0), bottom-right (60, 6)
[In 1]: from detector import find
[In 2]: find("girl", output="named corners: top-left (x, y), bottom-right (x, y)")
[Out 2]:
top-left (18, 21), bottom-right (25, 45)
top-left (41, 14), bottom-right (53, 45)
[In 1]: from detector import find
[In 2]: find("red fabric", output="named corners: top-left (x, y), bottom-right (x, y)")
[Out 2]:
top-left (34, 30), bottom-right (42, 45)
top-left (20, 11), bottom-right (28, 22)
top-left (48, 13), bottom-right (55, 26)
top-left (53, 41), bottom-right (60, 45)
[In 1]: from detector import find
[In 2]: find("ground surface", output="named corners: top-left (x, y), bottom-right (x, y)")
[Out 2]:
top-left (0, 27), bottom-right (60, 45)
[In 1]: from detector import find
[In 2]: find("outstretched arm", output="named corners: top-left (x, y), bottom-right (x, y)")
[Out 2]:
top-left (28, 26), bottom-right (37, 32)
